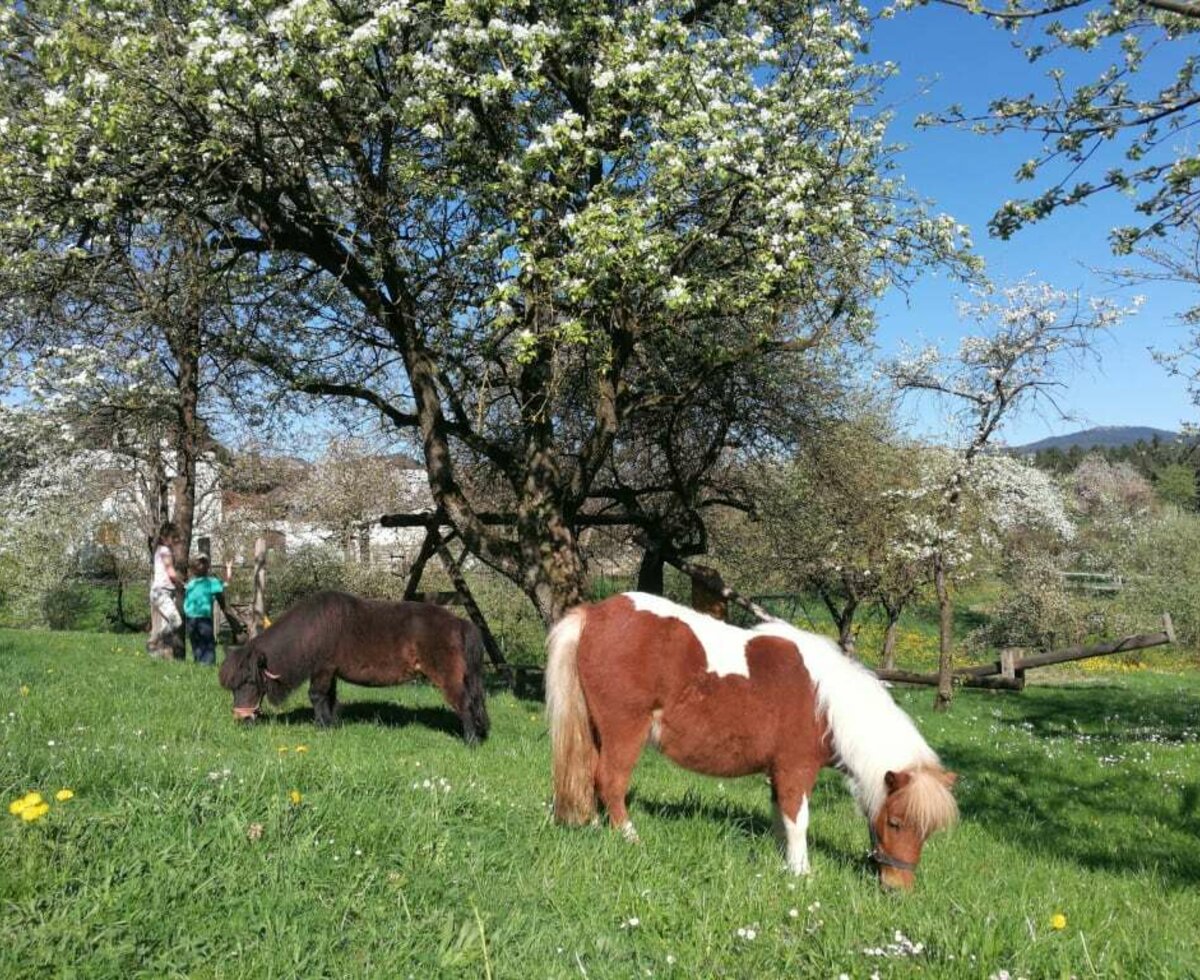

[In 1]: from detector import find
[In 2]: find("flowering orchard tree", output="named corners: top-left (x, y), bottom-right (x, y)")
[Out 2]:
top-left (0, 217), bottom-right (274, 581)
top-left (0, 405), bottom-right (115, 626)
top-left (750, 410), bottom-right (915, 657)
top-left (0, 0), bottom-right (972, 621)
top-left (884, 280), bottom-right (1132, 708)
top-left (914, 0), bottom-right (1200, 254)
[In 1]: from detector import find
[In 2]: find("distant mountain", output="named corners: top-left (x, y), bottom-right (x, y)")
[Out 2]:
top-left (1011, 426), bottom-right (1184, 455)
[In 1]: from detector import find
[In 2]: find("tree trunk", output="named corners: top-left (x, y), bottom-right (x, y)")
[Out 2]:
top-left (933, 553), bottom-right (954, 711)
top-left (837, 601), bottom-right (858, 658)
top-left (819, 589), bottom-right (858, 657)
top-left (636, 547), bottom-right (665, 594)
top-left (525, 509), bottom-right (586, 624)
top-left (881, 603), bottom-right (902, 671)
top-left (358, 525), bottom-right (372, 565)
top-left (168, 296), bottom-right (203, 659)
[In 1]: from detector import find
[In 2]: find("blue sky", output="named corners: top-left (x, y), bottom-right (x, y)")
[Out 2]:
top-left (866, 3), bottom-right (1197, 445)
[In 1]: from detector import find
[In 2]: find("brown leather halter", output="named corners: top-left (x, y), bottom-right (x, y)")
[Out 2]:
top-left (868, 823), bottom-right (919, 873)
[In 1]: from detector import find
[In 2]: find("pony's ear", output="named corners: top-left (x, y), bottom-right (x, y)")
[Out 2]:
top-left (940, 770), bottom-right (958, 787)
top-left (884, 770), bottom-right (913, 793)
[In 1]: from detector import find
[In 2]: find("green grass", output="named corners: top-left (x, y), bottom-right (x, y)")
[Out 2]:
top-left (2, 628), bottom-right (1199, 978)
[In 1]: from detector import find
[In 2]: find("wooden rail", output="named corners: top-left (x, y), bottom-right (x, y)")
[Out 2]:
top-left (875, 614), bottom-right (1175, 690)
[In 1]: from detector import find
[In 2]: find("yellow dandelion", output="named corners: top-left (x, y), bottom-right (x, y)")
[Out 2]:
top-left (55, 789), bottom-right (74, 802)
top-left (1050, 912), bottom-right (1067, 930)
top-left (277, 745), bottom-right (290, 754)
top-left (20, 803), bottom-right (50, 822)
top-left (288, 790), bottom-right (302, 805)
top-left (13, 791), bottom-right (45, 814)
top-left (262, 616), bottom-right (272, 629)
top-left (19, 685), bottom-right (29, 697)
top-left (294, 745), bottom-right (309, 753)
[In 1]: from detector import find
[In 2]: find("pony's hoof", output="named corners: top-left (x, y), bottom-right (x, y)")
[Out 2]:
top-left (619, 821), bottom-right (641, 844)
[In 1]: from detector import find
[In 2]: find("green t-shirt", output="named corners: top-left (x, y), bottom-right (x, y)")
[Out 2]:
top-left (184, 576), bottom-right (224, 619)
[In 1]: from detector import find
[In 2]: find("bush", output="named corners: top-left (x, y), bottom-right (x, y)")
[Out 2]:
top-left (1111, 511), bottom-right (1200, 654)
top-left (968, 554), bottom-right (1085, 655)
top-left (41, 581), bottom-right (95, 630)
top-left (264, 545), bottom-right (348, 612)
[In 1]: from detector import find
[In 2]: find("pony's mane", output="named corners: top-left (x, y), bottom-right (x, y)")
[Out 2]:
top-left (755, 622), bottom-right (941, 820)
top-left (895, 767), bottom-right (959, 836)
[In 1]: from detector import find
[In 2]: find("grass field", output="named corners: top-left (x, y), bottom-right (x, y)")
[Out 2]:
top-left (3, 628), bottom-right (1199, 978)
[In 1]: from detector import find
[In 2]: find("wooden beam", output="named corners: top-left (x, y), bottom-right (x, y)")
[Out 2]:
top-left (402, 526), bottom-right (441, 601)
top-left (432, 536), bottom-right (512, 682)
top-left (874, 668), bottom-right (1025, 691)
top-left (1010, 626), bottom-right (1174, 671)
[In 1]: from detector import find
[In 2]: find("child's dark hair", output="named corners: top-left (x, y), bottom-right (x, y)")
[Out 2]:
top-left (189, 555), bottom-right (210, 577)
top-left (156, 522), bottom-right (180, 547)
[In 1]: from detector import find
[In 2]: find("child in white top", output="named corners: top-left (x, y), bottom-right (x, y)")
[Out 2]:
top-left (149, 523), bottom-right (183, 659)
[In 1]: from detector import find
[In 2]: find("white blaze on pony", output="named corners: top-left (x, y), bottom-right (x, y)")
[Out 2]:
top-left (547, 593), bottom-right (958, 890)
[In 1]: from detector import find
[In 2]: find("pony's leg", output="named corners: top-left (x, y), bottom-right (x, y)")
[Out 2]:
top-left (309, 672), bottom-right (338, 727)
top-left (594, 719), bottom-right (652, 842)
top-left (432, 671), bottom-right (479, 746)
top-left (771, 769), bottom-right (819, 875)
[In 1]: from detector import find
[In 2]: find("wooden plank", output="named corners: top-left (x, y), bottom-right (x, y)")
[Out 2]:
top-left (1011, 628), bottom-right (1172, 671)
top-left (873, 668), bottom-right (1024, 691)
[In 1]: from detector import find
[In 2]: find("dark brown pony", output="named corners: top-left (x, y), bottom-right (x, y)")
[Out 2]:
top-left (219, 591), bottom-right (489, 745)
top-left (546, 593), bottom-right (957, 889)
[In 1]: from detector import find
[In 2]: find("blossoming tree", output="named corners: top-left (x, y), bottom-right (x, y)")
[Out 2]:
top-left (0, 0), bottom-right (971, 621)
top-left (917, 0), bottom-right (1200, 254)
top-left (884, 280), bottom-right (1132, 708)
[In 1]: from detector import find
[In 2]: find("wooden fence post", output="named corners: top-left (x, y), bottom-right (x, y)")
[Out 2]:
top-left (250, 536), bottom-right (268, 637)
top-left (999, 648), bottom-right (1026, 691)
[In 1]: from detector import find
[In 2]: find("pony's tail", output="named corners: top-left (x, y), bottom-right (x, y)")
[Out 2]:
top-left (461, 622), bottom-right (490, 745)
top-left (545, 607), bottom-right (596, 825)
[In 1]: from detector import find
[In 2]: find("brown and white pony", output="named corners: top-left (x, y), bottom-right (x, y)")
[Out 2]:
top-left (546, 592), bottom-right (958, 889)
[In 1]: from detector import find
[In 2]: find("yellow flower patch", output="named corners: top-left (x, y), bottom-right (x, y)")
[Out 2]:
top-left (1050, 912), bottom-right (1067, 930)
top-left (9, 791), bottom-right (49, 821)
top-left (289, 790), bottom-right (303, 805)
top-left (55, 789), bottom-right (75, 802)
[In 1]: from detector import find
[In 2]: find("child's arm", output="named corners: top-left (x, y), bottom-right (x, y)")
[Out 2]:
top-left (162, 549), bottom-right (182, 587)
top-left (214, 581), bottom-right (243, 632)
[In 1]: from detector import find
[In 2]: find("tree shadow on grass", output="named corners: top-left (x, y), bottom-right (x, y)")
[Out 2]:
top-left (947, 684), bottom-right (1200, 888)
top-left (271, 701), bottom-right (465, 738)
top-left (989, 680), bottom-right (1200, 744)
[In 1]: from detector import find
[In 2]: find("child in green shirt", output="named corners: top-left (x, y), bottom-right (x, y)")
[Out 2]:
top-left (184, 556), bottom-right (237, 666)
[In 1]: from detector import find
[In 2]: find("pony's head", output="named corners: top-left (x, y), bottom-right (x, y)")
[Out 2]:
top-left (870, 766), bottom-right (958, 890)
top-left (218, 643), bottom-right (267, 721)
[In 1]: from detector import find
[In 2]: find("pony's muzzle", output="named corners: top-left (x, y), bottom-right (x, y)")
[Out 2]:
top-left (878, 866), bottom-right (915, 892)
top-left (232, 705), bottom-right (260, 721)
